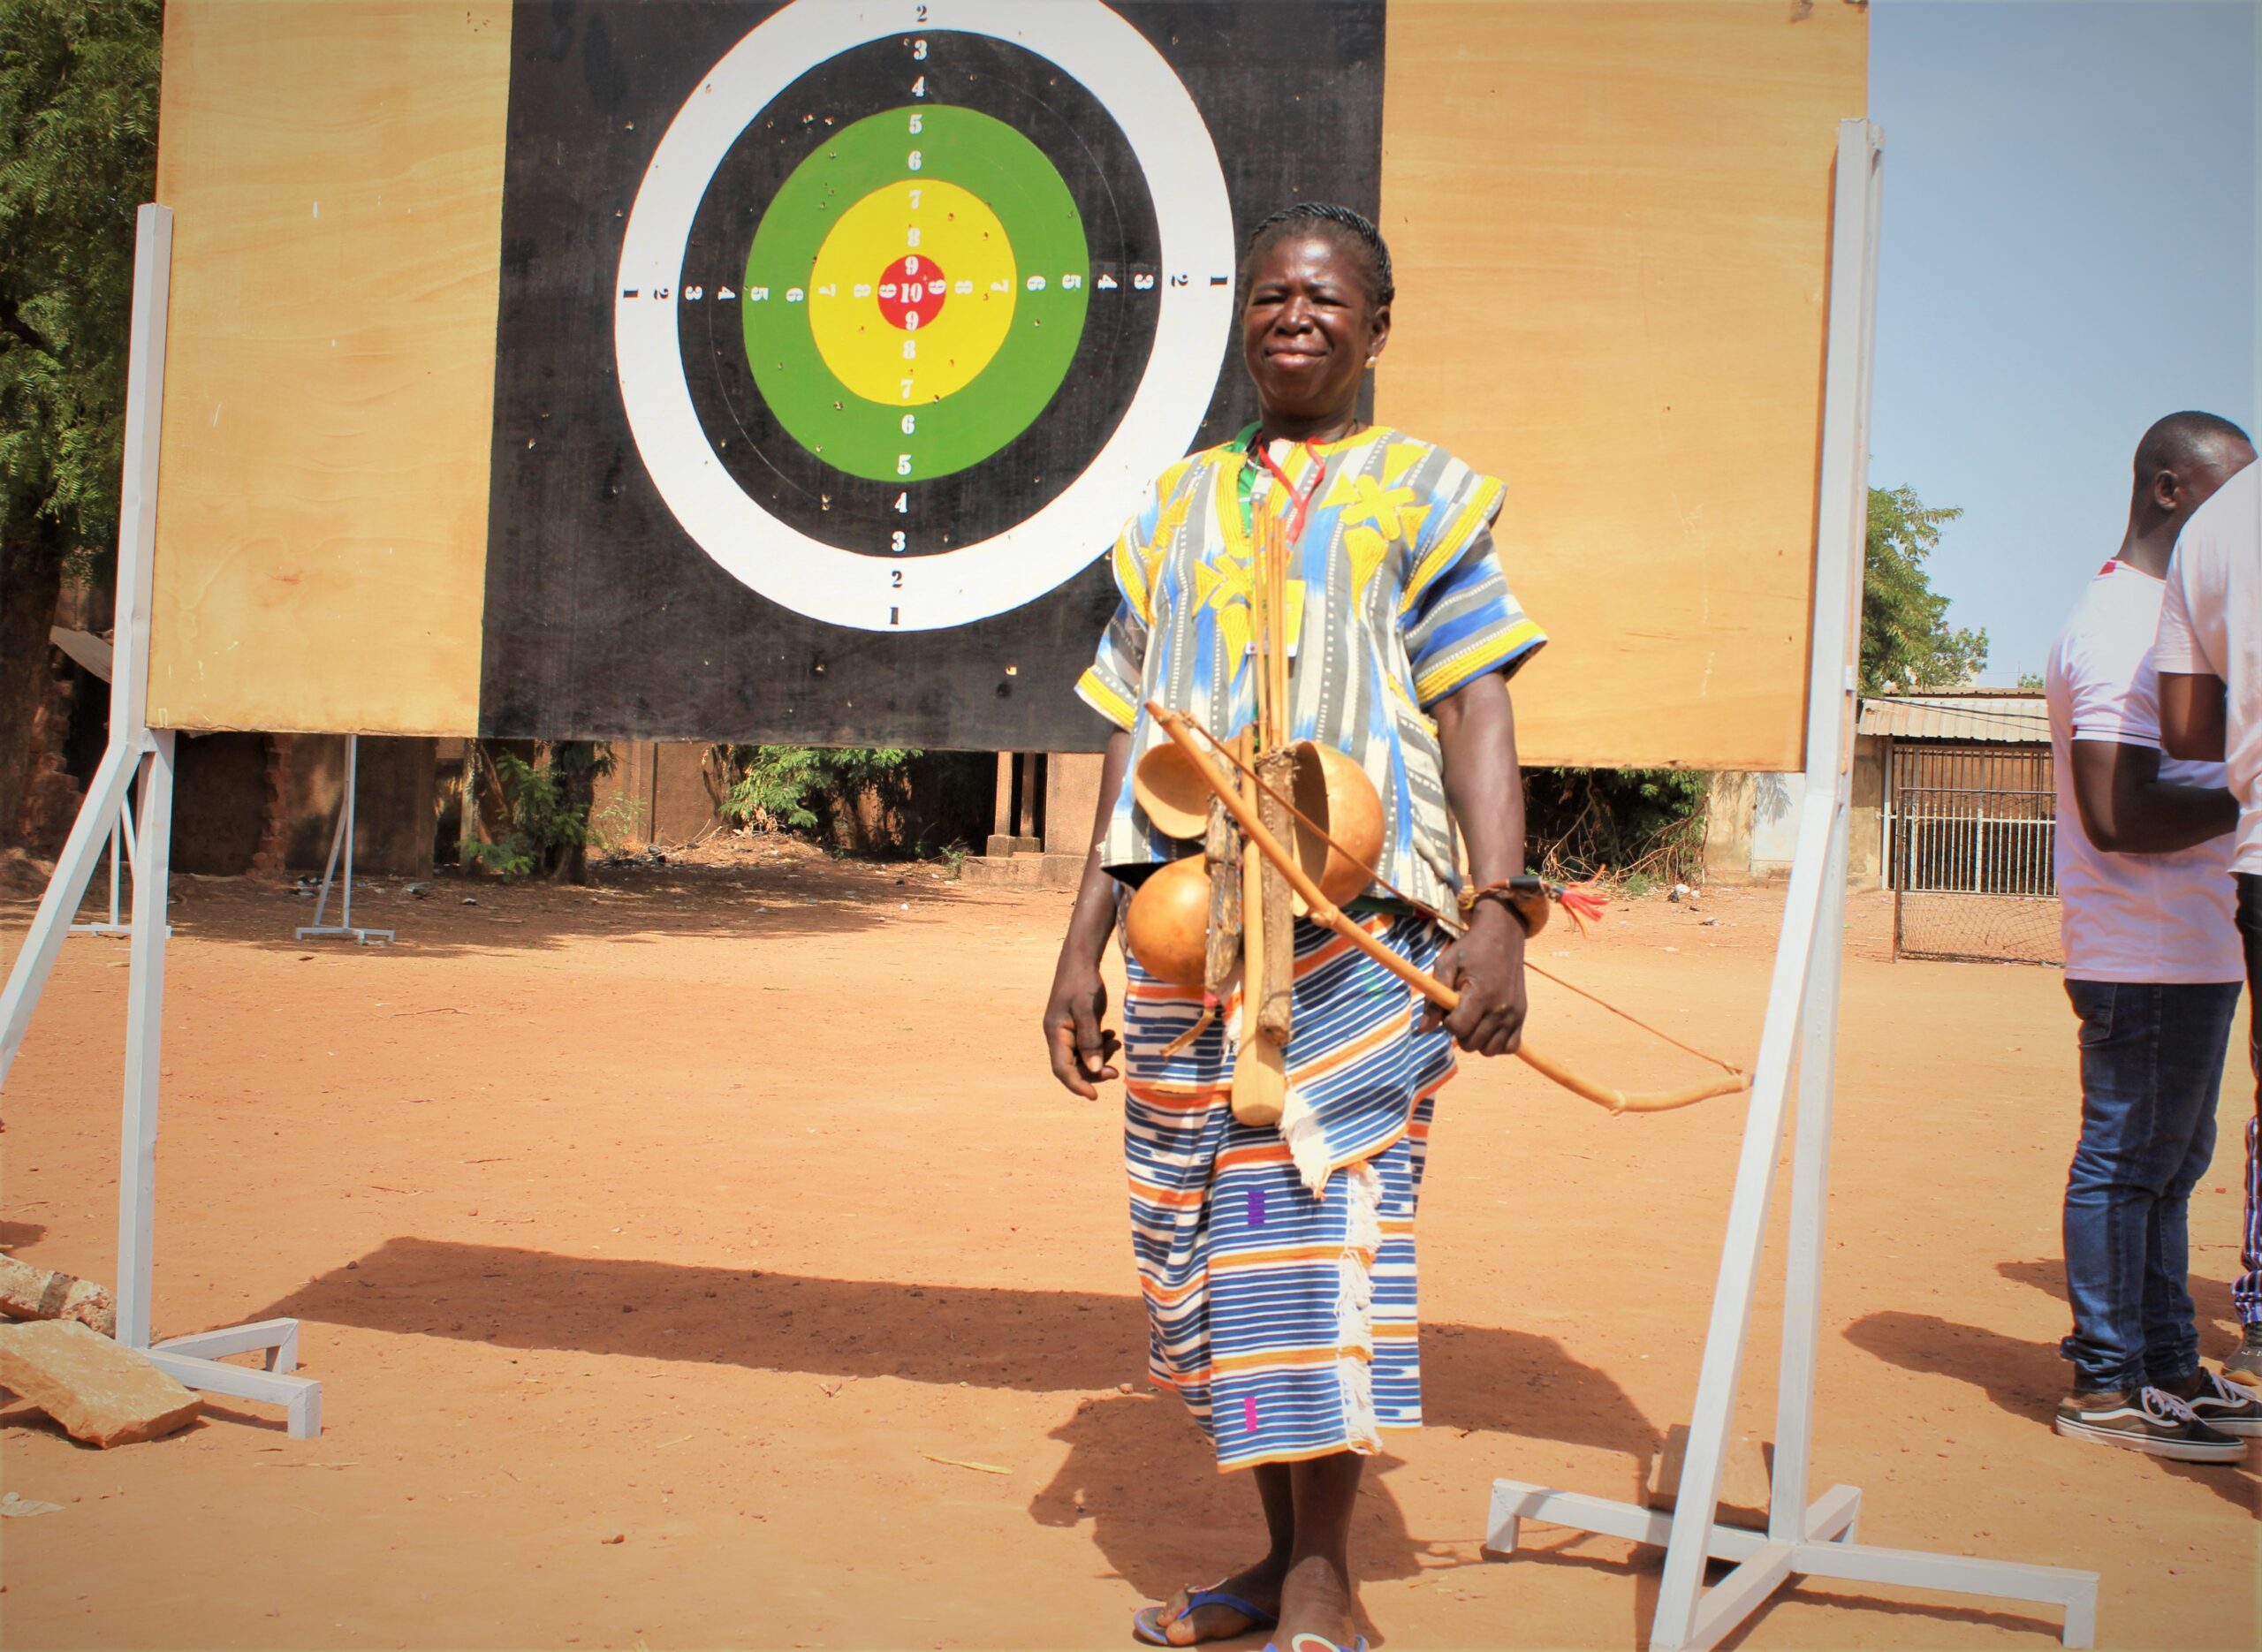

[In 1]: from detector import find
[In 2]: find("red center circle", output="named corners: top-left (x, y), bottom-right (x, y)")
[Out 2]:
top-left (877, 254), bottom-right (948, 331)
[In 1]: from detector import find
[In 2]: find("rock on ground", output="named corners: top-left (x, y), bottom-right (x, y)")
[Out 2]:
top-left (0, 1320), bottom-right (201, 1448)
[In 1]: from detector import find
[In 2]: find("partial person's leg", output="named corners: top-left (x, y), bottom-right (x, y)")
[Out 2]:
top-left (2137, 982), bottom-right (2236, 1388)
top-left (2235, 875), bottom-right (2262, 1379)
top-left (2061, 980), bottom-right (2160, 1399)
top-left (2235, 1110), bottom-right (2262, 1379)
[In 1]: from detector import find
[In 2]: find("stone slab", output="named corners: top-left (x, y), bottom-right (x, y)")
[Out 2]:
top-left (960, 853), bottom-right (1083, 890)
top-left (0, 1319), bottom-right (202, 1447)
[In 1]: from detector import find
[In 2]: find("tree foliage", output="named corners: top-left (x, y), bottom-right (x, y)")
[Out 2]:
top-left (0, 0), bottom-right (159, 846)
top-left (1862, 484), bottom-right (1986, 693)
top-left (1522, 766), bottom-right (1709, 890)
top-left (0, 0), bottom-right (158, 556)
top-left (461, 741), bottom-right (613, 882)
top-left (718, 746), bottom-right (917, 834)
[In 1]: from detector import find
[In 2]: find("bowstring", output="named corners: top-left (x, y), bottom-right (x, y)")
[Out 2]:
top-left (1522, 960), bottom-right (1745, 1075)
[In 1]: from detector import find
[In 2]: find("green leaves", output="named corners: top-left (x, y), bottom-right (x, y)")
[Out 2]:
top-left (1862, 484), bottom-right (1986, 694)
top-left (463, 743), bottom-right (613, 879)
top-left (0, 0), bottom-right (159, 558)
top-left (718, 746), bottom-right (917, 835)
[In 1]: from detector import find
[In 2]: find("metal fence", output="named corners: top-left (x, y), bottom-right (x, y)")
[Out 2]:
top-left (1885, 744), bottom-right (2061, 965)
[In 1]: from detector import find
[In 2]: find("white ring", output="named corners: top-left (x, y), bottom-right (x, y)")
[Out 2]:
top-left (616, 0), bottom-right (1234, 632)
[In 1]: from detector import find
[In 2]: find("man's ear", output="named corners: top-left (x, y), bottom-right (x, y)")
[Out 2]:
top-left (2149, 468), bottom-right (2182, 512)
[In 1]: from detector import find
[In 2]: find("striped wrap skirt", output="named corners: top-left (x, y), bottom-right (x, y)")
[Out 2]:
top-left (1122, 909), bottom-right (1457, 1471)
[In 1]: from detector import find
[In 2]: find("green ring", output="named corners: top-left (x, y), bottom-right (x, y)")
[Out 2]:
top-left (744, 106), bottom-right (1090, 482)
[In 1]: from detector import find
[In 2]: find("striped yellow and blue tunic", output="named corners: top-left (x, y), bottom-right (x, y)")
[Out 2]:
top-left (1083, 426), bottom-right (1542, 1471)
top-left (1077, 424), bottom-right (1545, 916)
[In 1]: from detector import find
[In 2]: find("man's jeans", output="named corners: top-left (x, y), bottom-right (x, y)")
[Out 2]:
top-left (2061, 978), bottom-right (2240, 1393)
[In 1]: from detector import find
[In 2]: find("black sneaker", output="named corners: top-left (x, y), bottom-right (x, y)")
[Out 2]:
top-left (2226, 1323), bottom-right (2262, 1384)
top-left (2053, 1386), bottom-right (2248, 1462)
top-left (2178, 1368), bottom-right (2262, 1436)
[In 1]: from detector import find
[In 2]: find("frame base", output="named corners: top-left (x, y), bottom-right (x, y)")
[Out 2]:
top-left (1486, 1481), bottom-right (2097, 1650)
top-left (293, 924), bottom-right (393, 945)
top-left (148, 1317), bottom-right (322, 1438)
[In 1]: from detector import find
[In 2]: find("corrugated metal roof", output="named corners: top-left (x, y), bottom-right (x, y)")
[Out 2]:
top-left (1856, 693), bottom-right (2050, 744)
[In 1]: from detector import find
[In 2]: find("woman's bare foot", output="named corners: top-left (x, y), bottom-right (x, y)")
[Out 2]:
top-left (1141, 1556), bottom-right (1287, 1646)
top-left (1271, 1553), bottom-right (1360, 1651)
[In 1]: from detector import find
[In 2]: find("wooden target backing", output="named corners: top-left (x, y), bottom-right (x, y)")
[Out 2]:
top-left (145, 0), bottom-right (1865, 770)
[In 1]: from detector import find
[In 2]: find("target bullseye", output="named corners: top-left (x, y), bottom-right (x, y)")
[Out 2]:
top-left (877, 255), bottom-right (945, 329)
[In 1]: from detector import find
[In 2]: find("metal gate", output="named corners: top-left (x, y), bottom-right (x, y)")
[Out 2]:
top-left (1885, 743), bottom-right (2061, 964)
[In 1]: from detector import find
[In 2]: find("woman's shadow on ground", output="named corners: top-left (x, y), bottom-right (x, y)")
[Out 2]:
top-left (255, 1235), bottom-right (1664, 1632)
top-left (1025, 1319), bottom-right (1664, 1612)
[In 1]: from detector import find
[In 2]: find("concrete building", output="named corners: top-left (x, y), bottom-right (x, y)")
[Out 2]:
top-left (1705, 690), bottom-right (2052, 891)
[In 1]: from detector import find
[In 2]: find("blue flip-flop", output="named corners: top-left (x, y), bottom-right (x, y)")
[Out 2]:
top-left (1262, 1636), bottom-right (1369, 1652)
top-left (1132, 1588), bottom-right (1279, 1646)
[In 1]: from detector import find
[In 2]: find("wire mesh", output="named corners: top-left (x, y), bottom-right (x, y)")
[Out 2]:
top-left (1894, 890), bottom-right (2063, 966)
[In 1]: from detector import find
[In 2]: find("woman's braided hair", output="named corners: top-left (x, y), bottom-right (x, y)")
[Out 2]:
top-left (1239, 202), bottom-right (1395, 307)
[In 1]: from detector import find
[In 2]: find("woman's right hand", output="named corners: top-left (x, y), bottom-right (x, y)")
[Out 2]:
top-left (1044, 958), bottom-right (1120, 1099)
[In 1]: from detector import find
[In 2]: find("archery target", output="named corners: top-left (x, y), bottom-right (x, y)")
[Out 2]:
top-left (615, 0), bottom-right (1235, 633)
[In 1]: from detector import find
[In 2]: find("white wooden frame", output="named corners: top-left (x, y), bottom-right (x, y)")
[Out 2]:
top-left (0, 206), bottom-right (321, 1438)
top-left (1481, 123), bottom-right (2097, 1650)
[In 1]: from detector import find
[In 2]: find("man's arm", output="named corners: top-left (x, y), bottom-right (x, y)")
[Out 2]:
top-left (2158, 671), bottom-right (2228, 762)
top-left (2068, 737), bottom-right (2235, 853)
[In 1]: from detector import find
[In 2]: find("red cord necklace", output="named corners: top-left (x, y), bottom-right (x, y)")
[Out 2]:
top-left (1250, 434), bottom-right (1326, 546)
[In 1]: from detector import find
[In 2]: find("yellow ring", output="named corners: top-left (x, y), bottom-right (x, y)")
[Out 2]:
top-left (807, 180), bottom-right (1018, 405)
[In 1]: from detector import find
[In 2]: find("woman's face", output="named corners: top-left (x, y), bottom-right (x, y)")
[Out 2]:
top-left (1239, 232), bottom-right (1389, 428)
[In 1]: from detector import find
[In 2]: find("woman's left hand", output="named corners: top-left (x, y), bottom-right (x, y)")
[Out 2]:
top-left (1420, 901), bottom-right (1528, 1056)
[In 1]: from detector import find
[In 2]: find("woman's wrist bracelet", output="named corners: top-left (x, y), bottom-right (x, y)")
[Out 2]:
top-left (1456, 879), bottom-right (1547, 937)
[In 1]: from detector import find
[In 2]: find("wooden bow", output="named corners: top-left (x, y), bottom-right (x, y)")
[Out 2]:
top-left (1144, 701), bottom-right (1750, 1116)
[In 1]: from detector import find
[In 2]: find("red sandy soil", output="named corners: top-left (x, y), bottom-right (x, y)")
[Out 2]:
top-left (1, 842), bottom-right (2253, 1650)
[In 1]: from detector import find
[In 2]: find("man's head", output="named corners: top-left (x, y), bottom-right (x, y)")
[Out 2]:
top-left (2132, 411), bottom-right (2256, 534)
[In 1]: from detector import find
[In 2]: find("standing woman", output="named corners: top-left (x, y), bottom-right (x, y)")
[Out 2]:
top-left (1044, 204), bottom-right (1545, 1652)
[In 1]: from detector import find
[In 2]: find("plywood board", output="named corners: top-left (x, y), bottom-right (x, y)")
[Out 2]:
top-left (140, 0), bottom-right (1860, 767)
top-left (1378, 0), bottom-right (1865, 769)
top-left (147, 1), bottom-right (512, 736)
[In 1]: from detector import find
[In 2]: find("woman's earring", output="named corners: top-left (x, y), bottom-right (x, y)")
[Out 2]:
top-left (1365, 355), bottom-right (1379, 370)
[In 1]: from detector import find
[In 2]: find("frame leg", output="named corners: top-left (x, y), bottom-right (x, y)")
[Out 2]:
top-left (116, 735), bottom-right (175, 1349)
top-left (2, 740), bottom-right (138, 1087)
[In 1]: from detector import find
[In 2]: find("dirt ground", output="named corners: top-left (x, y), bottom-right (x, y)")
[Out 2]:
top-left (2, 841), bottom-right (2254, 1651)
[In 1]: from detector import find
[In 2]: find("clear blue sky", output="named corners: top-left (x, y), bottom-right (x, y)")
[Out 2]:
top-left (1869, 0), bottom-right (2258, 685)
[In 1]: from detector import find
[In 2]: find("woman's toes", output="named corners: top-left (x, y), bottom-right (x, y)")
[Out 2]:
top-left (1165, 1607), bottom-right (1212, 1648)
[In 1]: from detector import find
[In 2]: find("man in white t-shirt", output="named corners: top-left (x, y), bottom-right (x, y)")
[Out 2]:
top-left (2046, 411), bottom-right (2260, 1461)
top-left (2155, 417), bottom-right (2262, 1393)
